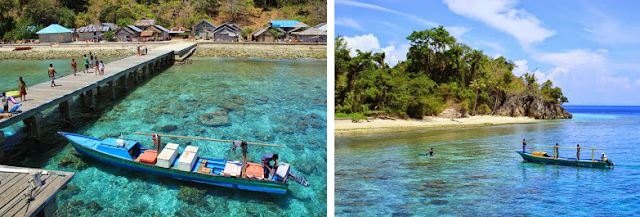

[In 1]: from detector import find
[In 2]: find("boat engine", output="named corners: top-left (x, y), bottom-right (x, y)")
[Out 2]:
top-left (605, 159), bottom-right (615, 166)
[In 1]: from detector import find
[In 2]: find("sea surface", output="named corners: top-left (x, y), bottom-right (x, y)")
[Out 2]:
top-left (1, 58), bottom-right (327, 216)
top-left (335, 105), bottom-right (640, 216)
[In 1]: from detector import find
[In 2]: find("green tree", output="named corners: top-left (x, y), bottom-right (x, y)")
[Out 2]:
top-left (103, 30), bottom-right (114, 40)
top-left (116, 18), bottom-right (135, 27)
top-left (22, 0), bottom-right (58, 26)
top-left (59, 0), bottom-right (88, 13)
top-left (56, 7), bottom-right (76, 28)
top-left (469, 79), bottom-right (486, 115)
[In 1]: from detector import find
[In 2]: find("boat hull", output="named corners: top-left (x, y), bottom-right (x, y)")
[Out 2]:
top-left (516, 151), bottom-right (611, 168)
top-left (61, 132), bottom-right (288, 194)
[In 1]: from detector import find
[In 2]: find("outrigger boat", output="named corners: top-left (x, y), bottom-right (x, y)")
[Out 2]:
top-left (58, 132), bottom-right (309, 194)
top-left (516, 146), bottom-right (614, 168)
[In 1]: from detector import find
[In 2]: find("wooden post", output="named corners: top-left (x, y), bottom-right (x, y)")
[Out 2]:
top-left (241, 145), bottom-right (247, 178)
top-left (24, 112), bottom-right (42, 140)
top-left (59, 100), bottom-right (72, 124)
top-left (86, 89), bottom-right (95, 109)
top-left (133, 69), bottom-right (139, 84)
top-left (107, 81), bottom-right (115, 100)
top-left (121, 74), bottom-right (128, 90)
top-left (156, 135), bottom-right (161, 151)
top-left (0, 131), bottom-right (4, 163)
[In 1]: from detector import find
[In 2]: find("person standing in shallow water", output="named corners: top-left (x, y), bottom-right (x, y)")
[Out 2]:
top-left (522, 139), bottom-right (527, 153)
top-left (429, 148), bottom-right (434, 156)
top-left (19, 77), bottom-right (27, 101)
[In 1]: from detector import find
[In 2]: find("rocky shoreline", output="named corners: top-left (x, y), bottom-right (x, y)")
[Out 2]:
top-left (0, 43), bottom-right (327, 60)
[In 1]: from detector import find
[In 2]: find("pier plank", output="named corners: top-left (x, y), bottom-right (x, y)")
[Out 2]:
top-left (0, 165), bottom-right (74, 217)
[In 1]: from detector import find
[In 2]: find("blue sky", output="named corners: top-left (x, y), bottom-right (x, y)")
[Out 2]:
top-left (335, 0), bottom-right (640, 105)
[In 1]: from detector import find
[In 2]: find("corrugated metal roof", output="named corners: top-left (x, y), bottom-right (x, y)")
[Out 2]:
top-left (293, 22), bottom-right (309, 28)
top-left (135, 18), bottom-right (155, 27)
top-left (127, 25), bottom-right (143, 33)
top-left (170, 26), bottom-right (189, 32)
top-left (252, 27), bottom-right (271, 37)
top-left (154, 25), bottom-right (169, 32)
top-left (77, 24), bottom-right (110, 33)
top-left (101, 23), bottom-right (118, 30)
top-left (168, 31), bottom-right (184, 34)
top-left (195, 20), bottom-right (216, 29)
top-left (36, 24), bottom-right (73, 34)
top-left (292, 27), bottom-right (327, 36)
top-left (214, 24), bottom-right (243, 34)
top-left (270, 20), bottom-right (300, 28)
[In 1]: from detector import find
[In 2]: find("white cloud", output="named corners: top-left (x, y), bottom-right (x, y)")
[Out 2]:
top-left (335, 18), bottom-right (364, 31)
top-left (343, 34), bottom-right (381, 56)
top-left (444, 0), bottom-right (556, 49)
top-left (343, 34), bottom-right (409, 66)
top-left (445, 26), bottom-right (470, 40)
top-left (512, 59), bottom-right (528, 76)
top-left (381, 44), bottom-right (410, 66)
top-left (336, 0), bottom-right (398, 13)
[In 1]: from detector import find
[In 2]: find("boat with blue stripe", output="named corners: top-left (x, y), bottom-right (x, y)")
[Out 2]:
top-left (58, 132), bottom-right (309, 194)
top-left (516, 148), bottom-right (614, 168)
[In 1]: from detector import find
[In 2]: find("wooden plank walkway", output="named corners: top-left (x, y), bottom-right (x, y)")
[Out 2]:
top-left (0, 165), bottom-right (74, 217)
top-left (0, 42), bottom-right (196, 130)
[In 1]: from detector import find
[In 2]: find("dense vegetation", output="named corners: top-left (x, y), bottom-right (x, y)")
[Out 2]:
top-left (335, 26), bottom-right (568, 119)
top-left (0, 0), bottom-right (326, 41)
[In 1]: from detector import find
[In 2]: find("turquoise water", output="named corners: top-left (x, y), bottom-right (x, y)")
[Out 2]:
top-left (336, 106), bottom-right (640, 216)
top-left (1, 58), bottom-right (327, 216)
top-left (0, 58), bottom-right (118, 94)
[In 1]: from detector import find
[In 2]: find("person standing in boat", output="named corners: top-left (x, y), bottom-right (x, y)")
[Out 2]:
top-left (429, 148), bottom-right (434, 156)
top-left (522, 139), bottom-right (527, 153)
top-left (554, 143), bottom-right (559, 158)
top-left (576, 144), bottom-right (581, 161)
top-left (261, 154), bottom-right (279, 178)
top-left (601, 153), bottom-right (607, 161)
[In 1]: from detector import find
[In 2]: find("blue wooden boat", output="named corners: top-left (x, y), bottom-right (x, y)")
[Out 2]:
top-left (58, 132), bottom-right (309, 194)
top-left (516, 151), bottom-right (614, 168)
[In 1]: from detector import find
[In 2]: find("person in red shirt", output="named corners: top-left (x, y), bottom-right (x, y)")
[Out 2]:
top-left (71, 59), bottom-right (77, 76)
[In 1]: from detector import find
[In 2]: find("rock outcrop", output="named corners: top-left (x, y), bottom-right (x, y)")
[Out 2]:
top-left (494, 94), bottom-right (572, 119)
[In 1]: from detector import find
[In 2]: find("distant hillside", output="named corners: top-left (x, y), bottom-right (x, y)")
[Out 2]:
top-left (0, 0), bottom-right (326, 41)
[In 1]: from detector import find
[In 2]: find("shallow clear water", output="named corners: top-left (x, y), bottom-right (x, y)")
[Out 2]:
top-left (0, 58), bottom-right (118, 94)
top-left (1, 58), bottom-right (327, 216)
top-left (335, 106), bottom-right (640, 216)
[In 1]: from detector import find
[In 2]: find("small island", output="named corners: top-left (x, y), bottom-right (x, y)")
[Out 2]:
top-left (335, 26), bottom-right (571, 136)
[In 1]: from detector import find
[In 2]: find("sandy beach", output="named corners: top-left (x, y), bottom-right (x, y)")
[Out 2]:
top-left (335, 115), bottom-right (537, 137)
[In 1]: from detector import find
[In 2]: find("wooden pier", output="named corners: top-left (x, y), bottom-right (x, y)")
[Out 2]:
top-left (0, 42), bottom-right (197, 161)
top-left (0, 165), bottom-right (75, 217)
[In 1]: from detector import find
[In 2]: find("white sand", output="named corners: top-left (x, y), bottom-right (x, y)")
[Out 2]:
top-left (335, 116), bottom-right (537, 137)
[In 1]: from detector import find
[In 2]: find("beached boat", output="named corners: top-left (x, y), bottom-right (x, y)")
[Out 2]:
top-left (58, 132), bottom-right (309, 194)
top-left (516, 150), bottom-right (614, 168)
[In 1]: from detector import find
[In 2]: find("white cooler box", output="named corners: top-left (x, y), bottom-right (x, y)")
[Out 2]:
top-left (156, 143), bottom-right (179, 168)
top-left (178, 147), bottom-right (199, 172)
top-left (223, 161), bottom-right (242, 177)
top-left (275, 162), bottom-right (290, 180)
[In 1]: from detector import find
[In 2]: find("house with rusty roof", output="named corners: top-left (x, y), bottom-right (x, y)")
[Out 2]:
top-left (169, 26), bottom-right (190, 38)
top-left (213, 23), bottom-right (244, 42)
top-left (115, 25), bottom-right (143, 42)
top-left (135, 18), bottom-right (156, 29)
top-left (291, 27), bottom-right (326, 43)
top-left (77, 24), bottom-right (113, 41)
top-left (194, 20), bottom-right (217, 39)
top-left (141, 25), bottom-right (170, 41)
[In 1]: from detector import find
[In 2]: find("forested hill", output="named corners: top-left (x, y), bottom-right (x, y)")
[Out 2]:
top-left (0, 0), bottom-right (326, 41)
top-left (335, 26), bottom-right (572, 120)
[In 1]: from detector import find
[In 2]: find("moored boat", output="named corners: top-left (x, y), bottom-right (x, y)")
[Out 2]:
top-left (516, 150), bottom-right (614, 168)
top-left (58, 132), bottom-right (309, 194)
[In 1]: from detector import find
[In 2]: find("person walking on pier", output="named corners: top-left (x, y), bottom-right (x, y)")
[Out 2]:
top-left (19, 77), bottom-right (27, 101)
top-left (99, 61), bottom-right (105, 75)
top-left (83, 54), bottom-right (89, 73)
top-left (71, 59), bottom-right (77, 76)
top-left (94, 57), bottom-right (99, 75)
top-left (48, 64), bottom-right (57, 87)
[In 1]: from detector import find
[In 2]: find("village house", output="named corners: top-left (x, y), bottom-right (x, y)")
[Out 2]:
top-left (115, 25), bottom-right (143, 42)
top-left (169, 26), bottom-right (190, 38)
top-left (141, 25), bottom-right (169, 41)
top-left (36, 24), bottom-right (73, 43)
top-left (193, 20), bottom-right (217, 40)
top-left (251, 26), bottom-right (284, 42)
top-left (76, 24), bottom-right (112, 41)
top-left (291, 27), bottom-right (327, 43)
top-left (212, 23), bottom-right (244, 42)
